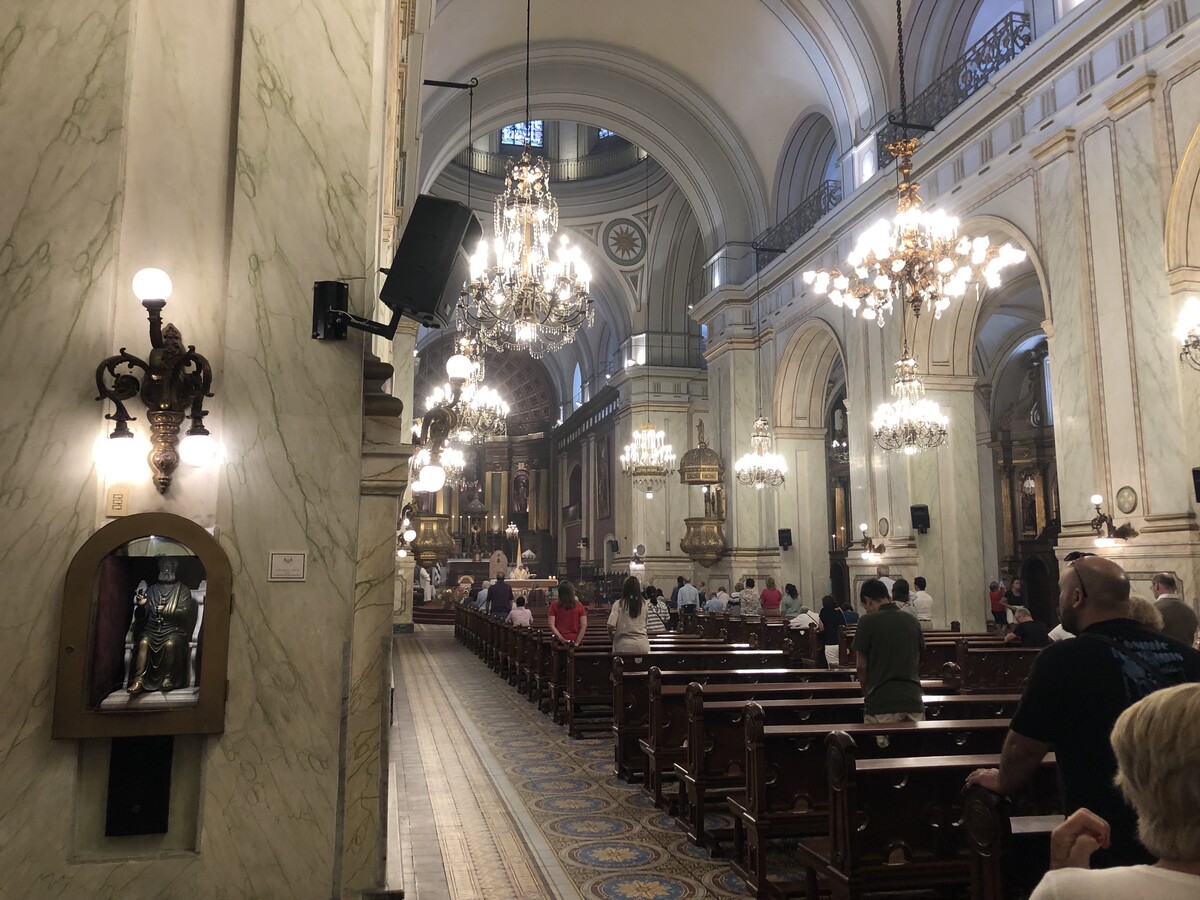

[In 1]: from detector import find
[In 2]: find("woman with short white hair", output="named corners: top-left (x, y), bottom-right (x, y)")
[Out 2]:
top-left (1030, 682), bottom-right (1200, 898)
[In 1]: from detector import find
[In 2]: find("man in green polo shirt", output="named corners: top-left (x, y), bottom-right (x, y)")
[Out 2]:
top-left (853, 578), bottom-right (925, 733)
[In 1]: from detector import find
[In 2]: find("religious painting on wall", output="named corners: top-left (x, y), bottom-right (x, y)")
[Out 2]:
top-left (54, 512), bottom-right (232, 738)
top-left (596, 434), bottom-right (611, 519)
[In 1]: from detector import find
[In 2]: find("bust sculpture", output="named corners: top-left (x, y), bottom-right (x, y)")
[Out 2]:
top-left (128, 558), bottom-right (197, 694)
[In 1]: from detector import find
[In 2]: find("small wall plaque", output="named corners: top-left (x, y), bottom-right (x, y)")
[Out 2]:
top-left (1115, 485), bottom-right (1138, 514)
top-left (268, 552), bottom-right (307, 582)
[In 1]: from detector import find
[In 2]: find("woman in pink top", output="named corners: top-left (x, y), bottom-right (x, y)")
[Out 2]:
top-left (759, 577), bottom-right (783, 617)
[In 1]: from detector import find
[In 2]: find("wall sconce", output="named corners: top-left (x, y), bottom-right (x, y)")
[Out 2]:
top-left (95, 269), bottom-right (215, 493)
top-left (1089, 494), bottom-right (1138, 548)
top-left (1176, 296), bottom-right (1200, 371)
top-left (578, 536), bottom-right (590, 550)
top-left (858, 521), bottom-right (885, 561)
top-left (396, 507), bottom-right (417, 559)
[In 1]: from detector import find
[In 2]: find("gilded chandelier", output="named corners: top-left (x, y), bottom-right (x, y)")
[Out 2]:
top-left (734, 416), bottom-right (787, 490)
top-left (871, 349), bottom-right (948, 455)
top-left (803, 137), bottom-right (1025, 326)
top-left (621, 424), bottom-right (676, 499)
top-left (460, 152), bottom-right (593, 358)
top-left (426, 381), bottom-right (509, 443)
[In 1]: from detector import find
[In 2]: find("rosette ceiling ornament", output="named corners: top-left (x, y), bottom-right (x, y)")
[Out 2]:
top-left (803, 0), bottom-right (1025, 326)
top-left (457, 0), bottom-right (592, 358)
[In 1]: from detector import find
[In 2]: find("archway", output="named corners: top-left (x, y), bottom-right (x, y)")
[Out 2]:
top-left (771, 109), bottom-right (839, 223)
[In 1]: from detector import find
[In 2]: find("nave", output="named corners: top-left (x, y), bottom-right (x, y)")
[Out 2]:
top-left (389, 625), bottom-right (803, 899)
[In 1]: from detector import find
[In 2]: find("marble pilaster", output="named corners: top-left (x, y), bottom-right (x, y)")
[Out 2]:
top-left (774, 429), bottom-right (831, 604)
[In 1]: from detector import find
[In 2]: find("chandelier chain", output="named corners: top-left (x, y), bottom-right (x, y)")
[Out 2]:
top-left (895, 0), bottom-right (907, 123)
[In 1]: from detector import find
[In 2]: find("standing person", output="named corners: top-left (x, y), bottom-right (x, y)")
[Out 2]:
top-left (676, 577), bottom-right (701, 631)
top-left (505, 595), bottom-right (533, 627)
top-left (892, 578), bottom-right (918, 620)
top-left (989, 581), bottom-right (1009, 628)
top-left (740, 577), bottom-right (762, 616)
top-left (1005, 577), bottom-right (1026, 624)
top-left (645, 590), bottom-right (670, 634)
top-left (1152, 573), bottom-right (1198, 647)
top-left (487, 573), bottom-right (514, 620)
top-left (548, 581), bottom-right (588, 645)
top-left (853, 579), bottom-right (925, 728)
top-left (912, 576), bottom-right (934, 628)
top-left (608, 576), bottom-right (651, 654)
top-left (759, 577), bottom-right (783, 618)
top-left (728, 582), bottom-right (744, 616)
top-left (1004, 607), bottom-right (1051, 647)
top-left (781, 583), bottom-right (802, 619)
top-left (667, 577), bottom-right (682, 632)
top-left (704, 587), bottom-right (728, 615)
top-left (819, 594), bottom-right (847, 667)
top-left (966, 555), bottom-right (1200, 868)
top-left (875, 565), bottom-right (896, 597)
top-left (475, 580), bottom-right (491, 610)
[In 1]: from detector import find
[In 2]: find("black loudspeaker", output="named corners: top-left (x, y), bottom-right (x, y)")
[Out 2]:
top-left (1193, 467), bottom-right (1200, 502)
top-left (778, 528), bottom-right (792, 549)
top-left (911, 504), bottom-right (931, 534)
top-left (379, 194), bottom-right (482, 330)
top-left (608, 539), bottom-right (619, 553)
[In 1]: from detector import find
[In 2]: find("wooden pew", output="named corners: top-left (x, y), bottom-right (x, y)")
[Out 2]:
top-left (837, 626), bottom-right (1000, 669)
top-left (964, 784), bottom-right (1063, 900)
top-left (676, 692), bottom-right (1021, 855)
top-left (563, 648), bottom-right (788, 738)
top-left (791, 736), bottom-right (1057, 900)
top-left (954, 643), bottom-right (1043, 693)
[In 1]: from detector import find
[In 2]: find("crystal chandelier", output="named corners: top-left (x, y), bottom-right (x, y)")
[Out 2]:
top-left (802, 0), bottom-right (1025, 326)
top-left (871, 351), bottom-right (948, 455)
top-left (458, 1), bottom-right (593, 358)
top-left (1175, 295), bottom-right (1200, 371)
top-left (621, 423), bottom-right (676, 499)
top-left (734, 416), bottom-right (787, 490)
top-left (410, 444), bottom-right (467, 493)
top-left (426, 381), bottom-right (509, 443)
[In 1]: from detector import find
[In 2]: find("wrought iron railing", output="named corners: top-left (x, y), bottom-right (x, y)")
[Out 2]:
top-left (453, 143), bottom-right (648, 183)
top-left (753, 179), bottom-right (843, 271)
top-left (876, 12), bottom-right (1032, 168)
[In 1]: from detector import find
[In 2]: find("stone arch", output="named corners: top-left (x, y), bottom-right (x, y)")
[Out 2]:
top-left (771, 108), bottom-right (840, 223)
top-left (773, 317), bottom-right (846, 430)
top-left (419, 45), bottom-right (767, 251)
top-left (1166, 121), bottom-right (1200, 287)
top-left (911, 215), bottom-right (1050, 377)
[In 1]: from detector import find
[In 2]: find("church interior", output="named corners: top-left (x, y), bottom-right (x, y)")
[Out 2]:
top-left (5, 0), bottom-right (1200, 896)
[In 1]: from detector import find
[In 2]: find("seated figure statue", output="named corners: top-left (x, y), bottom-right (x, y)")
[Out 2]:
top-left (128, 558), bottom-right (198, 694)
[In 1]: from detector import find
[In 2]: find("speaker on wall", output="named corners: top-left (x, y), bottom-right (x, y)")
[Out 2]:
top-left (608, 539), bottom-right (619, 554)
top-left (1193, 467), bottom-right (1200, 503)
top-left (778, 528), bottom-right (792, 549)
top-left (911, 504), bottom-right (931, 534)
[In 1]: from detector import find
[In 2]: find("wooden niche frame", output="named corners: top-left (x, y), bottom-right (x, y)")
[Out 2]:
top-left (53, 512), bottom-right (232, 739)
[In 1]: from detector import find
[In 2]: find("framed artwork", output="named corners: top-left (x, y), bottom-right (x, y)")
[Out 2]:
top-left (596, 435), bottom-right (612, 519)
top-left (54, 513), bottom-right (232, 739)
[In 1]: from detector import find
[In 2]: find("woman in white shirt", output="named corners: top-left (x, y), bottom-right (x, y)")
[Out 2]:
top-left (1030, 683), bottom-right (1200, 899)
top-left (608, 576), bottom-right (651, 654)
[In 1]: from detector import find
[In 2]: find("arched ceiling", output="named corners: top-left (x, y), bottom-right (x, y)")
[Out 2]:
top-left (415, 335), bottom-right (560, 436)
top-left (420, 1), bottom-right (901, 247)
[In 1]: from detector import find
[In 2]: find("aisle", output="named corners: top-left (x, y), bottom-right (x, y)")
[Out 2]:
top-left (388, 626), bottom-right (759, 899)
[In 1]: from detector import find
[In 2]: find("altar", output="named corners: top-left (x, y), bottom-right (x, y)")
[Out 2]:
top-left (506, 578), bottom-right (558, 606)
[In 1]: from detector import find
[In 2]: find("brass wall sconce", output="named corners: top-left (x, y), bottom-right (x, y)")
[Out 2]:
top-left (858, 522), bottom-right (885, 561)
top-left (95, 269), bottom-right (215, 493)
top-left (1089, 494), bottom-right (1138, 548)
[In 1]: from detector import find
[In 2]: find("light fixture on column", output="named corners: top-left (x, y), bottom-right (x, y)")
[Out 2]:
top-left (1019, 468), bottom-right (1038, 496)
top-left (1175, 296), bottom-right (1200, 371)
top-left (734, 416), bottom-right (787, 490)
top-left (95, 268), bottom-right (216, 493)
top-left (871, 348), bottom-right (949, 455)
top-left (802, 0), bottom-right (1024, 326)
top-left (858, 522), bottom-right (886, 562)
top-left (458, 0), bottom-right (592, 358)
top-left (1089, 493), bottom-right (1138, 548)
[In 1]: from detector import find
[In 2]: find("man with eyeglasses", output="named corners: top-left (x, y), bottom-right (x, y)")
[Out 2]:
top-left (967, 554), bottom-right (1200, 868)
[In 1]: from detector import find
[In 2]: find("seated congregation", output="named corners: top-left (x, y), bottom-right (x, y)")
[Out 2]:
top-left (454, 553), bottom-right (1200, 898)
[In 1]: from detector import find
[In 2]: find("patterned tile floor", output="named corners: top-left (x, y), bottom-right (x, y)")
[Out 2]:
top-left (388, 626), bottom-right (779, 900)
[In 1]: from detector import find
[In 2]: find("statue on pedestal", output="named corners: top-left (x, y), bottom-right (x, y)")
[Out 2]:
top-left (127, 558), bottom-right (197, 694)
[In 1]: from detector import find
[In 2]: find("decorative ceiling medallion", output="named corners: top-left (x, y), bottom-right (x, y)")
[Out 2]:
top-left (603, 218), bottom-right (646, 266)
top-left (1115, 485), bottom-right (1138, 515)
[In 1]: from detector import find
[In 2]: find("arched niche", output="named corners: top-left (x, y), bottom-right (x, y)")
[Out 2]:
top-left (773, 317), bottom-right (847, 429)
top-left (53, 513), bottom-right (232, 739)
top-left (772, 109), bottom-right (839, 222)
top-left (1166, 121), bottom-right (1200, 289)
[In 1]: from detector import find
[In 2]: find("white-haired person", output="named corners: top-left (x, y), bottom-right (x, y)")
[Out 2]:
top-left (1030, 682), bottom-right (1200, 898)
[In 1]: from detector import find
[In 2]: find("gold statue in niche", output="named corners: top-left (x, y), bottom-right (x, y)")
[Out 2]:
top-left (128, 558), bottom-right (197, 694)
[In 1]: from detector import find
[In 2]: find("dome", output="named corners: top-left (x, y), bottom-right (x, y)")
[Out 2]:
top-left (678, 420), bottom-right (724, 485)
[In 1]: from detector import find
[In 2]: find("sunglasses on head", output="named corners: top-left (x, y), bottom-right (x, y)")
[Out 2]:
top-left (1065, 551), bottom-right (1097, 598)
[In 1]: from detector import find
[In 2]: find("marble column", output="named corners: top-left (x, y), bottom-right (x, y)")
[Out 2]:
top-left (774, 429), bottom-right (831, 604)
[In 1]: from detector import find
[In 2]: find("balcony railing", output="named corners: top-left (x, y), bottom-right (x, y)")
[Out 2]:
top-left (452, 144), bottom-right (648, 183)
top-left (753, 179), bottom-right (843, 271)
top-left (876, 12), bottom-right (1033, 169)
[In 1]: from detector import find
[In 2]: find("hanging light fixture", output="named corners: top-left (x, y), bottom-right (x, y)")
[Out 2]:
top-left (734, 416), bottom-right (787, 490)
top-left (871, 349), bottom-right (948, 455)
top-left (458, 0), bottom-right (593, 358)
top-left (619, 157), bottom-right (675, 500)
top-left (802, 0), bottom-right (1025, 326)
top-left (426, 381), bottom-right (509, 443)
top-left (1176, 295), bottom-right (1200, 371)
